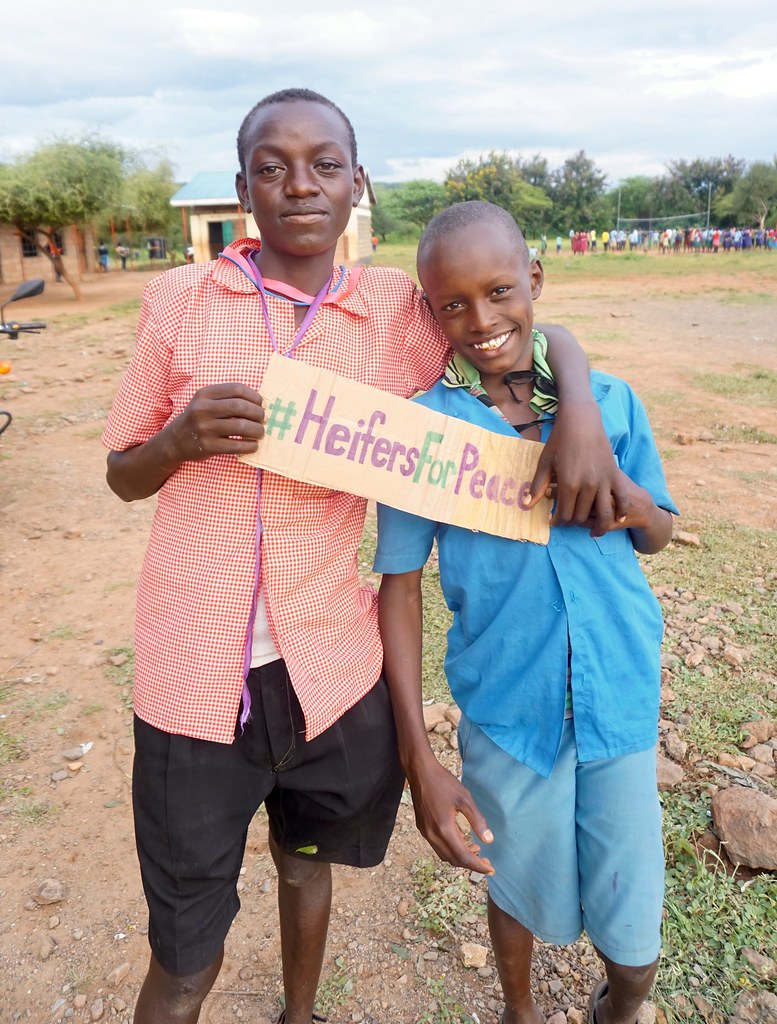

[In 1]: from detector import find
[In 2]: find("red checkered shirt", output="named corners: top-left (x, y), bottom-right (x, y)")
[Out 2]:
top-left (102, 239), bottom-right (449, 743)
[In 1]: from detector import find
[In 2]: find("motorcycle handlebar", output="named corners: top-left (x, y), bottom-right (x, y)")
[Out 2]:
top-left (0, 321), bottom-right (48, 333)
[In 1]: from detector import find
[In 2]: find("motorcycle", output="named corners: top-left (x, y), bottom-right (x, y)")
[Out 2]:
top-left (0, 279), bottom-right (47, 437)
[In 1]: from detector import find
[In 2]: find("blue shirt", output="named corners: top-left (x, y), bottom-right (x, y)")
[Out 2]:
top-left (374, 371), bottom-right (679, 778)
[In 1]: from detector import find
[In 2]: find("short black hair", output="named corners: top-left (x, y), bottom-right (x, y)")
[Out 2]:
top-left (418, 201), bottom-right (530, 273)
top-left (236, 88), bottom-right (358, 175)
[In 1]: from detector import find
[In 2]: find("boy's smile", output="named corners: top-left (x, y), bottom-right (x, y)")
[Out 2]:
top-left (236, 99), bottom-right (365, 290)
top-left (418, 221), bottom-right (544, 393)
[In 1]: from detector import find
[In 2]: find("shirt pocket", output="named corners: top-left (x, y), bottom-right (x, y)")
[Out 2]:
top-left (592, 530), bottom-right (632, 557)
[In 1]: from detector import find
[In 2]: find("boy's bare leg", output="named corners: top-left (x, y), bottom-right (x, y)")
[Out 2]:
top-left (593, 949), bottom-right (658, 1024)
top-left (488, 897), bottom-right (545, 1024)
top-left (133, 948), bottom-right (224, 1023)
top-left (271, 834), bottom-right (333, 1024)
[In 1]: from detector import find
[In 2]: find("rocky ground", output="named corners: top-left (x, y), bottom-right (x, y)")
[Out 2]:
top-left (0, 262), bottom-right (775, 1023)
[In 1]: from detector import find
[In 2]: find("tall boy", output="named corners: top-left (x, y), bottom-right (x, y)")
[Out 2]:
top-left (103, 91), bottom-right (630, 1024)
top-left (376, 202), bottom-right (678, 1024)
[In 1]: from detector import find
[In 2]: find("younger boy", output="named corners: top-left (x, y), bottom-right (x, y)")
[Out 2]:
top-left (376, 202), bottom-right (678, 1024)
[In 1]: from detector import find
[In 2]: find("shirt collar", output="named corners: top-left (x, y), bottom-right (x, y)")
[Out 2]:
top-left (213, 238), bottom-right (370, 319)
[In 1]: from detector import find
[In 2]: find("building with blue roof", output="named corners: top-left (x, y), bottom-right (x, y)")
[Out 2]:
top-left (171, 171), bottom-right (376, 264)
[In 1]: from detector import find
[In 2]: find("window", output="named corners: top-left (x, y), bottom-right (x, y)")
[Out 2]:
top-left (20, 230), bottom-right (38, 258)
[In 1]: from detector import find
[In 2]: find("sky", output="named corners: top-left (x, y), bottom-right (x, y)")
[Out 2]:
top-left (4, 0), bottom-right (776, 192)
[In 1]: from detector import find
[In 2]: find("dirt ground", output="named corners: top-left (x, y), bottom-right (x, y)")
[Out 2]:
top-left (0, 261), bottom-right (775, 1024)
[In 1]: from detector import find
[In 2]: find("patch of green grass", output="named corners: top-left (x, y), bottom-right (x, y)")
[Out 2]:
top-left (658, 447), bottom-right (682, 462)
top-left (20, 688), bottom-right (71, 719)
top-left (712, 423), bottom-right (777, 445)
top-left (412, 856), bottom-right (485, 936)
top-left (48, 623), bottom-right (77, 641)
top-left (585, 351), bottom-right (614, 365)
top-left (80, 702), bottom-right (105, 717)
top-left (647, 519), bottom-right (776, 758)
top-left (657, 788), bottom-right (777, 1019)
top-left (0, 726), bottom-right (28, 765)
top-left (420, 558), bottom-right (453, 704)
top-left (14, 796), bottom-right (55, 824)
top-left (314, 956), bottom-right (354, 1016)
top-left (418, 977), bottom-right (475, 1024)
top-left (692, 368), bottom-right (777, 406)
top-left (105, 646), bottom-right (136, 711)
top-left (718, 290), bottom-right (777, 306)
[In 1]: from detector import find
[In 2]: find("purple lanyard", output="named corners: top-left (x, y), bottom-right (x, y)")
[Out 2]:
top-left (254, 267), bottom-right (332, 356)
top-left (239, 265), bottom-right (331, 731)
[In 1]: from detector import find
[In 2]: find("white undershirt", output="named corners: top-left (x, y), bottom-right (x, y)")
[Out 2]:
top-left (250, 587), bottom-right (282, 668)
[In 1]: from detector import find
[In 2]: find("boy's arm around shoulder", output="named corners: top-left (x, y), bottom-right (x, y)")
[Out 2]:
top-left (534, 323), bottom-right (631, 530)
top-left (378, 571), bottom-right (494, 875)
top-left (582, 374), bottom-right (676, 550)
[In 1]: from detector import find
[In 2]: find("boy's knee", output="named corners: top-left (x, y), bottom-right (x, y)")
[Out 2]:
top-left (606, 958), bottom-right (658, 989)
top-left (141, 950), bottom-right (222, 1019)
top-left (272, 844), bottom-right (330, 888)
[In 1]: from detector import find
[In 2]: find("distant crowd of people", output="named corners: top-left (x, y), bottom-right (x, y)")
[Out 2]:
top-left (560, 226), bottom-right (776, 255)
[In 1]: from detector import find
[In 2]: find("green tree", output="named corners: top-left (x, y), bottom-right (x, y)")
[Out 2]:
top-left (389, 179), bottom-right (446, 231)
top-left (444, 152), bottom-right (551, 235)
top-left (371, 183), bottom-right (415, 240)
top-left (665, 156), bottom-right (745, 224)
top-left (0, 136), bottom-right (126, 298)
top-left (122, 159), bottom-right (178, 236)
top-left (717, 160), bottom-right (777, 230)
top-left (549, 151), bottom-right (608, 232)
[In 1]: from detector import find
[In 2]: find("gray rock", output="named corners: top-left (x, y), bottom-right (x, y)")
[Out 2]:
top-left (727, 989), bottom-right (777, 1024)
top-left (712, 786), bottom-right (777, 870)
top-left (33, 879), bottom-right (64, 905)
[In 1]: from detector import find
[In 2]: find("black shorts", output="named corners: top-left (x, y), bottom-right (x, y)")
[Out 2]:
top-left (132, 661), bottom-right (404, 976)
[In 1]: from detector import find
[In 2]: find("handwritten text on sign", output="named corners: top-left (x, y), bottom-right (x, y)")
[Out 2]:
top-left (239, 354), bottom-right (550, 543)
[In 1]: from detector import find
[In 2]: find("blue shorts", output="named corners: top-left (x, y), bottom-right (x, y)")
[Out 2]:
top-left (459, 715), bottom-right (664, 967)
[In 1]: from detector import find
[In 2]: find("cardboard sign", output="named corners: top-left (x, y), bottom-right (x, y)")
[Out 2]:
top-left (240, 354), bottom-right (550, 544)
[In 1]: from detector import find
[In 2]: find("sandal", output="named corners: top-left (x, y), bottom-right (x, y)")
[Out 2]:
top-left (275, 1013), bottom-right (328, 1024)
top-left (588, 980), bottom-right (609, 1024)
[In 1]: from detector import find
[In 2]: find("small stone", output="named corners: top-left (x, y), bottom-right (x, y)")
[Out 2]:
top-left (51, 998), bottom-right (66, 1016)
top-left (546, 1013), bottom-right (566, 1024)
top-left (567, 1010), bottom-right (586, 1024)
top-left (741, 947), bottom-right (777, 980)
top-left (49, 915), bottom-right (59, 929)
top-left (109, 653), bottom-right (129, 667)
top-left (396, 898), bottom-right (409, 917)
top-left (722, 647), bottom-right (744, 668)
top-left (750, 743), bottom-right (775, 765)
top-left (656, 754), bottom-right (684, 790)
top-left (113, 999), bottom-right (127, 1012)
top-left (51, 770), bottom-right (70, 782)
top-left (39, 935), bottom-right (56, 960)
top-left (673, 530), bottom-right (701, 547)
top-left (90, 998), bottom-right (104, 1021)
top-left (105, 961), bottom-right (131, 986)
top-left (34, 879), bottom-right (65, 905)
top-left (664, 732), bottom-right (688, 762)
top-left (459, 942), bottom-right (488, 969)
top-left (238, 965), bottom-right (254, 981)
top-left (74, 995), bottom-right (87, 1009)
top-left (422, 702), bottom-right (449, 731)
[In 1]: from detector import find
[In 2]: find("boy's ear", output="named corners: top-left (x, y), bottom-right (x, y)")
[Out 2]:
top-left (352, 164), bottom-right (366, 208)
top-left (235, 173), bottom-right (250, 212)
top-left (530, 259), bottom-right (544, 299)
